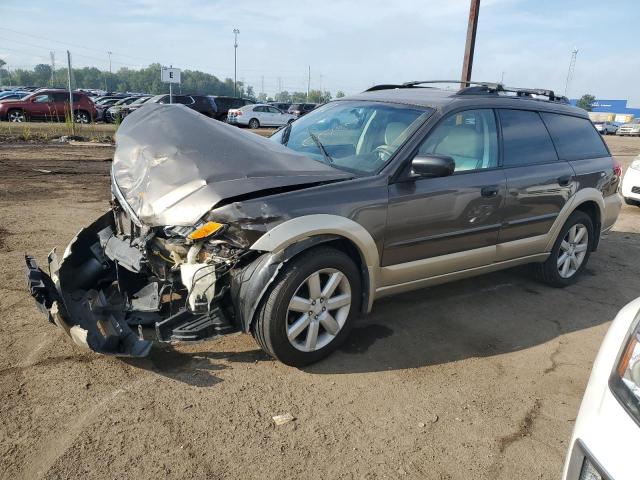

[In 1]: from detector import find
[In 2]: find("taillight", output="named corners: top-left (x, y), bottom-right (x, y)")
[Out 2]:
top-left (613, 158), bottom-right (622, 178)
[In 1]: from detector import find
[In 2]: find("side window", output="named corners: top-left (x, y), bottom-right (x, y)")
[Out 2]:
top-left (540, 112), bottom-right (609, 160)
top-left (498, 109), bottom-right (558, 167)
top-left (418, 109), bottom-right (498, 172)
top-left (34, 94), bottom-right (52, 103)
top-left (268, 107), bottom-right (280, 114)
top-left (72, 93), bottom-right (82, 102)
top-left (52, 93), bottom-right (68, 102)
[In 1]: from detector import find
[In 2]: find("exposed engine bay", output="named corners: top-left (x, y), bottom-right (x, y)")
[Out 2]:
top-left (26, 200), bottom-right (257, 357)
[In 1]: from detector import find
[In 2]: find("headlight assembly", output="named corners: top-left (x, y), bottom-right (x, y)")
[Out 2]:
top-left (609, 310), bottom-right (640, 425)
top-left (630, 159), bottom-right (640, 171)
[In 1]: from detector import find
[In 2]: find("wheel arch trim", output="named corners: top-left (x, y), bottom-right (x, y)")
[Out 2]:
top-left (543, 188), bottom-right (606, 252)
top-left (234, 215), bottom-right (380, 332)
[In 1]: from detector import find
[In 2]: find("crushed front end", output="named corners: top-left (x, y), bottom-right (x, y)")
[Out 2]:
top-left (23, 103), bottom-right (351, 357)
top-left (25, 201), bottom-right (249, 357)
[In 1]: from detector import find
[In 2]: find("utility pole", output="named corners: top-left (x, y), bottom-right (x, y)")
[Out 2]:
top-left (107, 51), bottom-right (112, 92)
top-left (233, 28), bottom-right (240, 97)
top-left (261, 75), bottom-right (264, 96)
top-left (460, 0), bottom-right (481, 88)
top-left (564, 48), bottom-right (578, 97)
top-left (66, 50), bottom-right (75, 135)
top-left (307, 65), bottom-right (310, 101)
top-left (50, 51), bottom-right (56, 87)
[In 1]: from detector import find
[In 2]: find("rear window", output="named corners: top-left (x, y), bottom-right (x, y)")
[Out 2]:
top-left (498, 109), bottom-right (558, 167)
top-left (541, 113), bottom-right (609, 160)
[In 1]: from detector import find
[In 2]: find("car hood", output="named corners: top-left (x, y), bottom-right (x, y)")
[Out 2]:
top-left (112, 103), bottom-right (352, 227)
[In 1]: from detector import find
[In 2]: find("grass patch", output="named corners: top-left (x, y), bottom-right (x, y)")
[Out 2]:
top-left (0, 121), bottom-right (117, 143)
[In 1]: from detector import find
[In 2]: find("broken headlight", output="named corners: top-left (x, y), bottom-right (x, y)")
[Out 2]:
top-left (163, 221), bottom-right (226, 241)
top-left (609, 311), bottom-right (640, 425)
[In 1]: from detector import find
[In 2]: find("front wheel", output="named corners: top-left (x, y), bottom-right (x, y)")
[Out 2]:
top-left (248, 118), bottom-right (260, 129)
top-left (252, 246), bottom-right (361, 367)
top-left (536, 211), bottom-right (594, 287)
top-left (8, 109), bottom-right (27, 122)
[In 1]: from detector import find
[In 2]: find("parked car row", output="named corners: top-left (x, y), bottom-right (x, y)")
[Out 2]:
top-left (0, 88), bottom-right (260, 125)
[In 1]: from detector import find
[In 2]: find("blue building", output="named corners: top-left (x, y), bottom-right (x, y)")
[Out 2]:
top-left (569, 98), bottom-right (640, 122)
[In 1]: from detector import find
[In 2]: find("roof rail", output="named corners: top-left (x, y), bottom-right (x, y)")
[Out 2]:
top-left (364, 80), bottom-right (569, 104)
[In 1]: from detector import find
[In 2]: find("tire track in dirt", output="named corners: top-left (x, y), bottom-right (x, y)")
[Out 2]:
top-left (21, 376), bottom-right (154, 480)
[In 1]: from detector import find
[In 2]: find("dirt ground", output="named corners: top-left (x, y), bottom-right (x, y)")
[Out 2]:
top-left (1, 135), bottom-right (639, 480)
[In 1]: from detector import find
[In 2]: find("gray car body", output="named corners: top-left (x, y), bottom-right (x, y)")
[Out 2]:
top-left (210, 88), bottom-right (621, 322)
top-left (25, 86), bottom-right (622, 357)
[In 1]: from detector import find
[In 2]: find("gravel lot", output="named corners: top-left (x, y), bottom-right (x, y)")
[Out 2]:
top-left (1, 135), bottom-right (639, 480)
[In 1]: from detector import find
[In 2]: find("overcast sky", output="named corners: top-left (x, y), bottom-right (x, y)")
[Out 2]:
top-left (1, 0), bottom-right (639, 103)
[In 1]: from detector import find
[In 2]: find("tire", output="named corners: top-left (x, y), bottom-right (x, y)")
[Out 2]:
top-left (74, 111), bottom-right (90, 124)
top-left (536, 211), bottom-right (594, 287)
top-left (252, 246), bottom-right (361, 367)
top-left (248, 118), bottom-right (260, 129)
top-left (8, 109), bottom-right (27, 122)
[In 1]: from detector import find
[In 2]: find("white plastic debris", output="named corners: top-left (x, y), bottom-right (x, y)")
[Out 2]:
top-left (272, 413), bottom-right (295, 426)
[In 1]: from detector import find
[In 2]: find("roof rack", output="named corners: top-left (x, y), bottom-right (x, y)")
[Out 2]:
top-left (364, 80), bottom-right (569, 104)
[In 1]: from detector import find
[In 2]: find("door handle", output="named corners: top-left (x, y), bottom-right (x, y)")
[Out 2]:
top-left (557, 175), bottom-right (573, 186)
top-left (481, 186), bottom-right (499, 198)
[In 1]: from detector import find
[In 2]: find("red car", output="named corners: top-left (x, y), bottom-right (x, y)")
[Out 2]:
top-left (0, 89), bottom-right (97, 123)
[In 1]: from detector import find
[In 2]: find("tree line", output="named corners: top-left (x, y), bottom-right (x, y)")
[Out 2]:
top-left (0, 59), bottom-right (345, 103)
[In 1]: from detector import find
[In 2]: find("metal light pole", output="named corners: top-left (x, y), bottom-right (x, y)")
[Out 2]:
top-left (107, 51), bottom-right (112, 92)
top-left (461, 0), bottom-right (481, 88)
top-left (233, 28), bottom-right (240, 97)
top-left (564, 48), bottom-right (578, 97)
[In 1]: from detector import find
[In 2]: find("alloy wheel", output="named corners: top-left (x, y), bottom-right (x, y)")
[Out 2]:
top-left (75, 112), bottom-right (89, 124)
top-left (286, 268), bottom-right (352, 352)
top-left (8, 111), bottom-right (25, 122)
top-left (557, 223), bottom-right (589, 278)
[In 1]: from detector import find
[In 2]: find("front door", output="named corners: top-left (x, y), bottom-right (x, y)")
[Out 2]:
top-left (29, 93), bottom-right (56, 120)
top-left (496, 109), bottom-right (575, 258)
top-left (384, 109), bottom-right (506, 269)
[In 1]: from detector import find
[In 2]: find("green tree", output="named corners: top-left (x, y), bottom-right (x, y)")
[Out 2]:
top-left (275, 90), bottom-right (291, 102)
top-left (577, 94), bottom-right (596, 111)
top-left (335, 90), bottom-right (345, 98)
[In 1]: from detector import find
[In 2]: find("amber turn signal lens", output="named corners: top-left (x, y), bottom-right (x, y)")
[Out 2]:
top-left (188, 222), bottom-right (224, 240)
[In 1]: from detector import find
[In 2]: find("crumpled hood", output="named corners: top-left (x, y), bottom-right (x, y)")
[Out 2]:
top-left (112, 103), bottom-right (351, 227)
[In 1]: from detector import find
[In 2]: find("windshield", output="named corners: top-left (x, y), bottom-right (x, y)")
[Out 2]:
top-left (131, 97), bottom-right (150, 105)
top-left (270, 101), bottom-right (432, 174)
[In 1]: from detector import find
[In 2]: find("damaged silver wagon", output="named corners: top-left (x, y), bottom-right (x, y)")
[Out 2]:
top-left (26, 82), bottom-right (622, 366)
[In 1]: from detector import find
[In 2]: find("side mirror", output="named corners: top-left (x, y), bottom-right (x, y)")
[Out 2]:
top-left (411, 154), bottom-right (455, 178)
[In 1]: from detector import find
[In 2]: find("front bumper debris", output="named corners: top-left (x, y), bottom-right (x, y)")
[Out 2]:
top-left (24, 211), bottom-right (236, 357)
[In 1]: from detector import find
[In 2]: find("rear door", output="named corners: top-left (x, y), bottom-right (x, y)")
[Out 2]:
top-left (496, 109), bottom-right (575, 259)
top-left (384, 109), bottom-right (506, 268)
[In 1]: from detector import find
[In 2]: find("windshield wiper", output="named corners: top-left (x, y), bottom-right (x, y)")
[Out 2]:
top-left (308, 130), bottom-right (333, 164)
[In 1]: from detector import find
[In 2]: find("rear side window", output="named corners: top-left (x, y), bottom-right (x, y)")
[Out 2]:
top-left (540, 113), bottom-right (609, 160)
top-left (498, 109), bottom-right (558, 167)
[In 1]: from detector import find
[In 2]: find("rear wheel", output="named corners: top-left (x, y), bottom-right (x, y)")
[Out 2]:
top-left (248, 118), bottom-right (260, 129)
top-left (74, 111), bottom-right (90, 124)
top-left (536, 211), bottom-right (594, 287)
top-left (8, 109), bottom-right (26, 122)
top-left (252, 246), bottom-right (361, 367)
